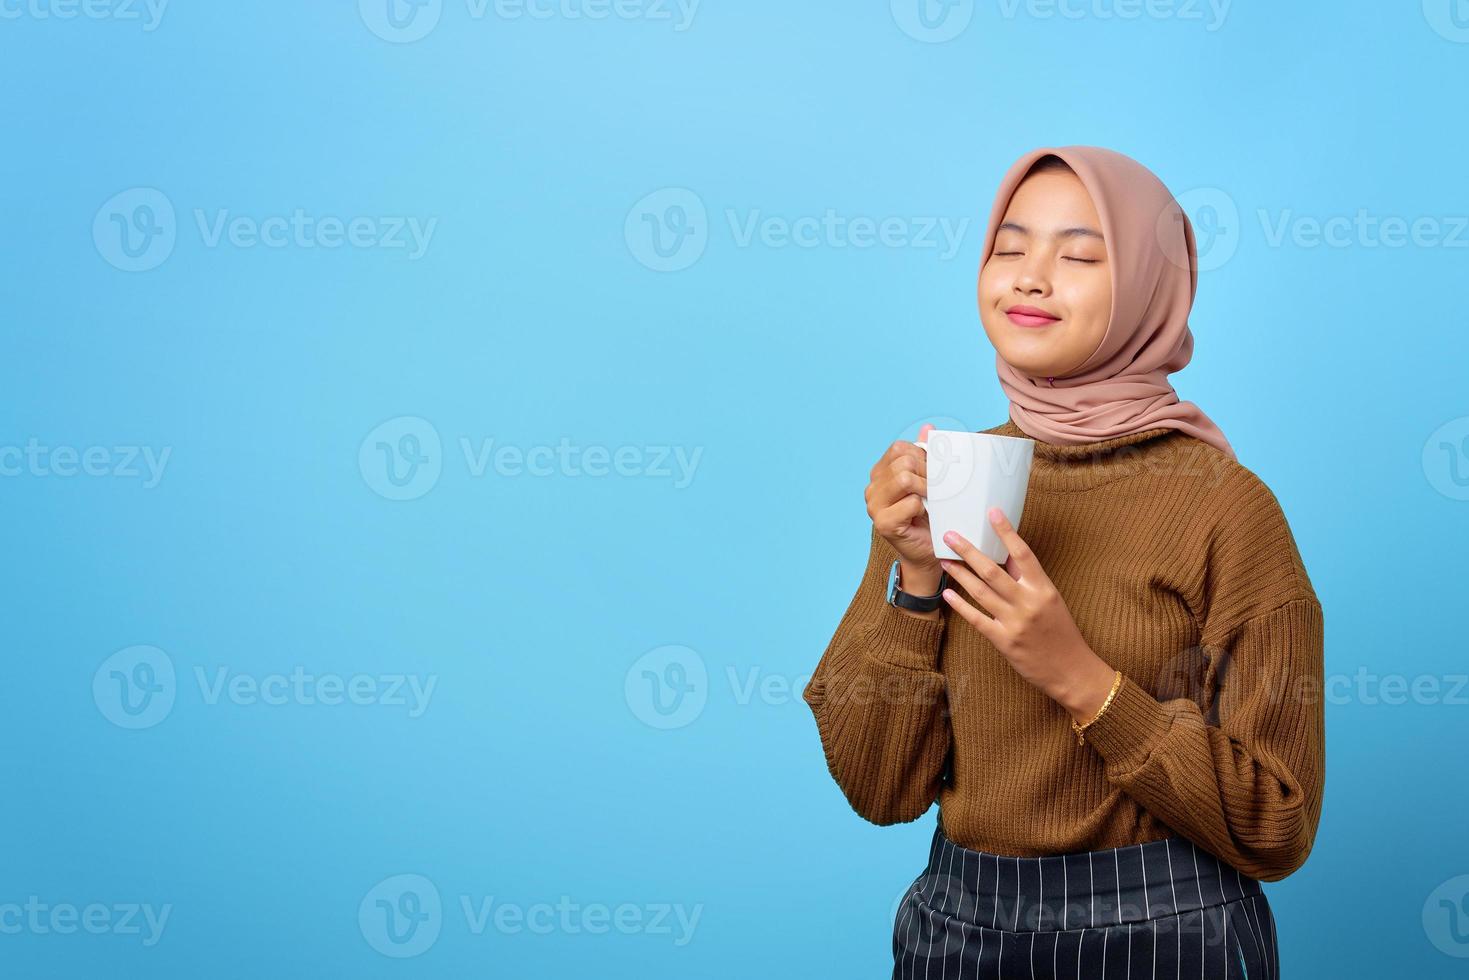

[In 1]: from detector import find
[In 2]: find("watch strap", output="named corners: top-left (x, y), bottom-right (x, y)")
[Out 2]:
top-left (887, 559), bottom-right (948, 613)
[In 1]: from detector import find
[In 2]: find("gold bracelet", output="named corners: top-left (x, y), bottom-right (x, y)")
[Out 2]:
top-left (1071, 670), bottom-right (1123, 747)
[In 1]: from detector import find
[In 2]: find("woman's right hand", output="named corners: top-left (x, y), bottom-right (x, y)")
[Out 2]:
top-left (865, 423), bottom-right (943, 591)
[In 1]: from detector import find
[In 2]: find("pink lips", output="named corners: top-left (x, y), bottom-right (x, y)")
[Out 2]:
top-left (1005, 305), bottom-right (1061, 327)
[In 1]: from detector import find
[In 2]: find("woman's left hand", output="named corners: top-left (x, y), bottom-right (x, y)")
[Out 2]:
top-left (937, 507), bottom-right (1115, 723)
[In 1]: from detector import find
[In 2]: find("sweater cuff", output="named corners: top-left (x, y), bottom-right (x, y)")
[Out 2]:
top-left (862, 601), bottom-right (946, 673)
top-left (1081, 672), bottom-right (1174, 775)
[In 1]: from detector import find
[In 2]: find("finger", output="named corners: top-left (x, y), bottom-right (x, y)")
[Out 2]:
top-left (941, 529), bottom-right (1021, 603)
top-left (870, 494), bottom-right (926, 536)
top-left (887, 454), bottom-right (927, 496)
top-left (986, 506), bottom-right (1042, 582)
top-left (941, 585), bottom-right (999, 643)
top-left (917, 422), bottom-right (935, 443)
top-left (937, 557), bottom-right (1003, 615)
top-left (871, 440), bottom-right (903, 482)
top-left (869, 462), bottom-right (926, 511)
top-left (871, 437), bottom-right (927, 482)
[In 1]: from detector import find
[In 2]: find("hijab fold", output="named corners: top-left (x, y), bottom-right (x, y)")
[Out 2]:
top-left (981, 145), bottom-right (1237, 460)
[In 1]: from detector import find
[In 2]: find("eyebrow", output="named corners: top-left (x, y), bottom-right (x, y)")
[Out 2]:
top-left (997, 221), bottom-right (1105, 242)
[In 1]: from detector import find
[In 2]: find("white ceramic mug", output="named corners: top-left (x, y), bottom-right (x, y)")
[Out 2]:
top-left (913, 430), bottom-right (1035, 562)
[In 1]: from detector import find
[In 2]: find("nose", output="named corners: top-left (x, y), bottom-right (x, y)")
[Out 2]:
top-left (1012, 251), bottom-right (1052, 296)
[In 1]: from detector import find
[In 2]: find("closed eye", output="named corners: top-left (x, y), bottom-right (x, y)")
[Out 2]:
top-left (994, 251), bottom-right (1098, 263)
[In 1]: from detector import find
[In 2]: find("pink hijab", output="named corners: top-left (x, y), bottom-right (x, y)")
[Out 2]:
top-left (980, 145), bottom-right (1236, 460)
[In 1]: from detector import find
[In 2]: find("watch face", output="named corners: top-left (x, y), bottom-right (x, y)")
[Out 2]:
top-left (886, 559), bottom-right (900, 605)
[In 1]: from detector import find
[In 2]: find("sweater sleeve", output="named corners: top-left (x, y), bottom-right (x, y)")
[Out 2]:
top-left (801, 526), bottom-right (951, 825)
top-left (1079, 478), bottom-right (1326, 882)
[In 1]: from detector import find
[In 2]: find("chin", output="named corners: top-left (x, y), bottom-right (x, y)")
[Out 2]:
top-left (992, 331), bottom-right (1063, 370)
top-left (1001, 356), bottom-right (1061, 377)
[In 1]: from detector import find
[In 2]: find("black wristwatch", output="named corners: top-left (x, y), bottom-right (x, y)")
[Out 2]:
top-left (886, 559), bottom-right (949, 613)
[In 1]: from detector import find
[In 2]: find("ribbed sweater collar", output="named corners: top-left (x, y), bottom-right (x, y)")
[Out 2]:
top-left (981, 418), bottom-right (1189, 493)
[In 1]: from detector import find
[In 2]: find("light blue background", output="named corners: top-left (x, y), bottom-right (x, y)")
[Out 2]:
top-left (3, 1), bottom-right (1467, 976)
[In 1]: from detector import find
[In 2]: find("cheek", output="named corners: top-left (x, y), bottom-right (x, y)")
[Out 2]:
top-left (1056, 275), bottom-right (1111, 326)
top-left (977, 264), bottom-right (1005, 303)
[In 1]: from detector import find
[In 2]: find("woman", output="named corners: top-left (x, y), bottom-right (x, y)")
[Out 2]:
top-left (802, 146), bottom-right (1324, 979)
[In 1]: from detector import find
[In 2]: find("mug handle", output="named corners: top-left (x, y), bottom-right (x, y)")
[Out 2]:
top-left (912, 438), bottom-right (929, 503)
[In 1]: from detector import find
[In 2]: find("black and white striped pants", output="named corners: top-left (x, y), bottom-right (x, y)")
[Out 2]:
top-left (893, 820), bottom-right (1279, 979)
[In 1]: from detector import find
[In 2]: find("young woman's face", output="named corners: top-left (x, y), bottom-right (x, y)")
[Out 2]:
top-left (978, 169), bottom-right (1112, 379)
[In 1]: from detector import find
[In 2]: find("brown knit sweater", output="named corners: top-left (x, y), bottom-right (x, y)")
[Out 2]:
top-left (802, 418), bottom-right (1325, 882)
